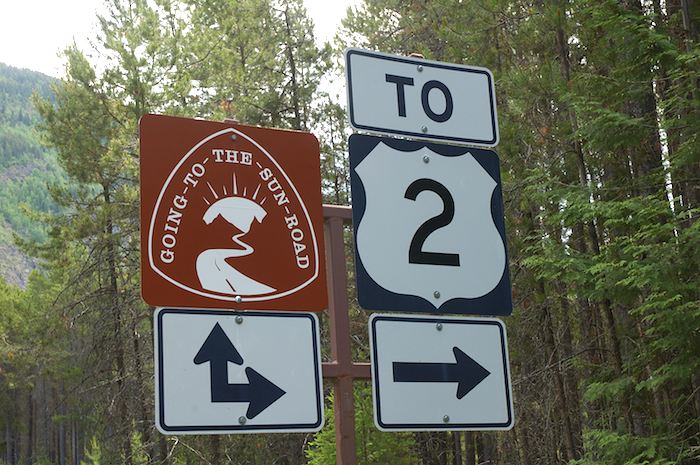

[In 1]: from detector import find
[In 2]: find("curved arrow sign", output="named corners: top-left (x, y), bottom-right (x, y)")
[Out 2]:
top-left (193, 323), bottom-right (286, 419)
top-left (155, 308), bottom-right (323, 434)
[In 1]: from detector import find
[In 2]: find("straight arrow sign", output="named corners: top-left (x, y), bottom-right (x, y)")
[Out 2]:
top-left (370, 314), bottom-right (514, 431)
top-left (392, 347), bottom-right (490, 399)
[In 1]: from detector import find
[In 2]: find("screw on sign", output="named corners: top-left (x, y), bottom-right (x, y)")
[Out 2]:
top-left (139, 114), bottom-right (327, 311)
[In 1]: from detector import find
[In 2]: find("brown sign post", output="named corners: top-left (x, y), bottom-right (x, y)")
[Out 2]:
top-left (322, 205), bottom-right (371, 465)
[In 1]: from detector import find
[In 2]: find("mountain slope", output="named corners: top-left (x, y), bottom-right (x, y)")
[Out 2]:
top-left (0, 63), bottom-right (64, 286)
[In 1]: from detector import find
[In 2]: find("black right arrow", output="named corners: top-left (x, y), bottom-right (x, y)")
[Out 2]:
top-left (392, 347), bottom-right (490, 399)
top-left (210, 366), bottom-right (286, 419)
top-left (194, 322), bottom-right (286, 419)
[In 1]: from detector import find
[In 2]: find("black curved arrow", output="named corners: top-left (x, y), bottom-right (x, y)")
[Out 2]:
top-left (193, 323), bottom-right (286, 419)
top-left (392, 347), bottom-right (490, 399)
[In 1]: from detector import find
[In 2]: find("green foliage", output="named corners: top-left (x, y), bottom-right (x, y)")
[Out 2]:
top-left (0, 62), bottom-right (53, 126)
top-left (306, 385), bottom-right (418, 465)
top-left (584, 377), bottom-right (636, 404)
top-left (0, 63), bottom-right (65, 276)
top-left (1, 0), bottom-right (698, 464)
top-left (81, 437), bottom-right (102, 465)
top-left (571, 429), bottom-right (694, 465)
top-left (130, 431), bottom-right (150, 465)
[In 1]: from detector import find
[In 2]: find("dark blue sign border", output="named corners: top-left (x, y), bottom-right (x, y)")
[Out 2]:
top-left (370, 314), bottom-right (513, 430)
top-left (350, 133), bottom-right (513, 316)
top-left (155, 307), bottom-right (323, 433)
top-left (346, 48), bottom-right (498, 146)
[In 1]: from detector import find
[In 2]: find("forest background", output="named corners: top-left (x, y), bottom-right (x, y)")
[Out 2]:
top-left (0, 0), bottom-right (699, 464)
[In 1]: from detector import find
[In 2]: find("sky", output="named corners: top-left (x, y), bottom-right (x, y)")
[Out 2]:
top-left (0, 0), bottom-right (359, 78)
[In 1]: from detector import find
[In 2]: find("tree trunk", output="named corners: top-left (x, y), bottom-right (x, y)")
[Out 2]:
top-left (476, 433), bottom-right (497, 464)
top-left (70, 420), bottom-right (83, 465)
top-left (102, 184), bottom-right (132, 465)
top-left (538, 281), bottom-right (576, 462)
top-left (557, 291), bottom-right (584, 454)
top-left (26, 390), bottom-right (33, 465)
top-left (283, 7), bottom-right (303, 131)
top-left (514, 423), bottom-right (530, 465)
top-left (58, 418), bottom-right (66, 465)
top-left (462, 432), bottom-right (475, 465)
top-left (159, 435), bottom-right (170, 465)
top-left (452, 432), bottom-right (462, 465)
top-left (5, 422), bottom-right (13, 465)
top-left (131, 313), bottom-right (150, 462)
top-left (210, 436), bottom-right (222, 464)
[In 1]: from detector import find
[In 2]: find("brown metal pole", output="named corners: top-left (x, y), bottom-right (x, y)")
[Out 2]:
top-left (322, 205), bottom-right (370, 465)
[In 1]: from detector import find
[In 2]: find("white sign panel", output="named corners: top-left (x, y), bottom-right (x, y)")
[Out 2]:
top-left (370, 314), bottom-right (514, 431)
top-left (154, 308), bottom-right (323, 434)
top-left (350, 134), bottom-right (512, 315)
top-left (345, 48), bottom-right (499, 147)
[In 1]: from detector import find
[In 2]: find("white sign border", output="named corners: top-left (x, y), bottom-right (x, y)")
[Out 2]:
top-left (369, 313), bottom-right (514, 432)
top-left (154, 307), bottom-right (325, 435)
top-left (146, 125), bottom-right (321, 303)
top-left (345, 48), bottom-right (500, 147)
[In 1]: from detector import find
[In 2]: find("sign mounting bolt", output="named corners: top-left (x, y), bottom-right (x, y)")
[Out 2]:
top-left (417, 64), bottom-right (424, 72)
top-left (422, 155), bottom-right (430, 164)
top-left (238, 416), bottom-right (247, 425)
top-left (235, 296), bottom-right (242, 303)
top-left (436, 323), bottom-right (443, 331)
top-left (231, 134), bottom-right (237, 141)
top-left (235, 315), bottom-right (243, 324)
top-left (433, 291), bottom-right (441, 299)
top-left (421, 126), bottom-right (428, 133)
top-left (443, 415), bottom-right (450, 423)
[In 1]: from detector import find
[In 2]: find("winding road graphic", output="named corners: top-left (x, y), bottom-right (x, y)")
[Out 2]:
top-left (196, 196), bottom-right (276, 295)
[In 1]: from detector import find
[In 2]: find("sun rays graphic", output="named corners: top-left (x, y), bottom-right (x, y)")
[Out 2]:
top-left (201, 173), bottom-right (268, 208)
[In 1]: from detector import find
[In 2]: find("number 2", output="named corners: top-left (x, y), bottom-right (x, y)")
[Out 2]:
top-left (404, 178), bottom-right (460, 266)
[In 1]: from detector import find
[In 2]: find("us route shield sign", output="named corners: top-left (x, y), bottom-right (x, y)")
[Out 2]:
top-left (140, 114), bottom-right (327, 311)
top-left (370, 313), bottom-right (514, 431)
top-left (154, 308), bottom-right (324, 434)
top-left (350, 133), bottom-right (512, 315)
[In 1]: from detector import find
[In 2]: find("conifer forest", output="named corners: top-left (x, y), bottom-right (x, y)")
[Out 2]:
top-left (0, 0), bottom-right (699, 464)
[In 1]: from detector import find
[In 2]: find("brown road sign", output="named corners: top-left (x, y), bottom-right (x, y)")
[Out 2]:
top-left (140, 114), bottom-right (327, 312)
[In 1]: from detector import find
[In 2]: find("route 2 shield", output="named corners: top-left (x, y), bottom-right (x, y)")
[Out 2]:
top-left (349, 133), bottom-right (512, 315)
top-left (140, 114), bottom-right (327, 311)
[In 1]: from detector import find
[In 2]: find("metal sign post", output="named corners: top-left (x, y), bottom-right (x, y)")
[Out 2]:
top-left (321, 205), bottom-right (371, 465)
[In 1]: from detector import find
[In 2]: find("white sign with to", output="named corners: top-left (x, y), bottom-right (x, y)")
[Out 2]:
top-left (345, 48), bottom-right (499, 147)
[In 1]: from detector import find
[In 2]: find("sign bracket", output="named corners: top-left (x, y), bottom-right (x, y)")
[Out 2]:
top-left (320, 204), bottom-right (370, 465)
